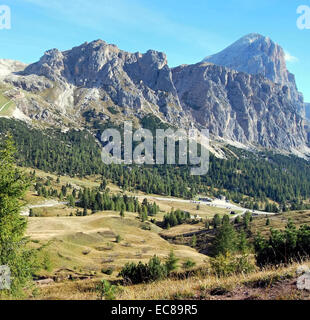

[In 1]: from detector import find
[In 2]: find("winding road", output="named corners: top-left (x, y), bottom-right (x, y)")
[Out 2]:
top-left (21, 195), bottom-right (276, 218)
top-left (138, 195), bottom-right (276, 217)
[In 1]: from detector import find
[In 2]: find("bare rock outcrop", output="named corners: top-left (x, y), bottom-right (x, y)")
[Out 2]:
top-left (0, 35), bottom-right (309, 154)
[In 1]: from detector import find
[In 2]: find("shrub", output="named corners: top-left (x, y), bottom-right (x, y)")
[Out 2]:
top-left (182, 259), bottom-right (196, 270)
top-left (210, 253), bottom-right (256, 277)
top-left (254, 221), bottom-right (310, 266)
top-left (101, 267), bottom-right (114, 275)
top-left (96, 280), bottom-right (119, 300)
top-left (141, 223), bottom-right (151, 231)
top-left (119, 256), bottom-right (167, 284)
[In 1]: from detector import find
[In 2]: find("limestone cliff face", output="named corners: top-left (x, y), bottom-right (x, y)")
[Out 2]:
top-left (21, 40), bottom-right (185, 124)
top-left (0, 36), bottom-right (309, 154)
top-left (204, 33), bottom-right (290, 85)
top-left (203, 33), bottom-right (305, 117)
top-left (306, 103), bottom-right (310, 121)
top-left (172, 62), bottom-right (307, 150)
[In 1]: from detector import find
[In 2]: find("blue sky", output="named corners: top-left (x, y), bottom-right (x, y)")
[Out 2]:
top-left (1, 0), bottom-right (310, 101)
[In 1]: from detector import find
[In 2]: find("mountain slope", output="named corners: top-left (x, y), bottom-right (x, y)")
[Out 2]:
top-left (203, 33), bottom-right (305, 117)
top-left (0, 59), bottom-right (27, 78)
top-left (20, 40), bottom-right (187, 126)
top-left (0, 36), bottom-right (309, 155)
top-left (306, 103), bottom-right (310, 121)
top-left (172, 62), bottom-right (307, 151)
top-left (203, 33), bottom-right (290, 85)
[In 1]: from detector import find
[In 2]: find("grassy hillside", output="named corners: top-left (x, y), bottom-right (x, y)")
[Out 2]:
top-left (17, 169), bottom-right (310, 300)
top-left (27, 212), bottom-right (207, 277)
top-left (0, 92), bottom-right (15, 116)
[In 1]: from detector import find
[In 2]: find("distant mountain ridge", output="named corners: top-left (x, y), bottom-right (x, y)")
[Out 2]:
top-left (0, 34), bottom-right (309, 156)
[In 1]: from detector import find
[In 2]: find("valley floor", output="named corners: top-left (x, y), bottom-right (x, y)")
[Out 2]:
top-left (15, 169), bottom-right (310, 300)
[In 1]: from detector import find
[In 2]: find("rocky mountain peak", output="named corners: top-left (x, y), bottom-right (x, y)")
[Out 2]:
top-left (203, 33), bottom-right (290, 85)
top-left (22, 39), bottom-right (171, 89)
top-left (1, 36), bottom-right (309, 155)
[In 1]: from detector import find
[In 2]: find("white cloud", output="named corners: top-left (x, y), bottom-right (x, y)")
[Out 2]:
top-left (285, 51), bottom-right (299, 63)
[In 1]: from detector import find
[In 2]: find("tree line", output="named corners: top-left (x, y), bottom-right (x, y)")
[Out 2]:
top-left (1, 117), bottom-right (310, 210)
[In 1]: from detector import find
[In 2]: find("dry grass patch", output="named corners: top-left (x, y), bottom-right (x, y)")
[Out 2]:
top-left (27, 212), bottom-right (207, 282)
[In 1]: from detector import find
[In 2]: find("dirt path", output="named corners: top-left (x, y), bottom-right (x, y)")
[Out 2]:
top-left (0, 99), bottom-right (12, 113)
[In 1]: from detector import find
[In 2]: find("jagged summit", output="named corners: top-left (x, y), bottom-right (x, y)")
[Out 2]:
top-left (203, 33), bottom-right (290, 85)
top-left (0, 36), bottom-right (309, 154)
top-left (22, 39), bottom-right (170, 89)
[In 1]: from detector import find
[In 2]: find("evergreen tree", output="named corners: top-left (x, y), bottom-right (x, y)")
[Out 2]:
top-left (212, 219), bottom-right (238, 256)
top-left (68, 195), bottom-right (75, 207)
top-left (0, 135), bottom-right (40, 297)
top-left (212, 214), bottom-right (221, 229)
top-left (165, 250), bottom-right (179, 274)
top-left (238, 231), bottom-right (249, 254)
top-left (243, 211), bottom-right (252, 230)
top-left (191, 234), bottom-right (197, 247)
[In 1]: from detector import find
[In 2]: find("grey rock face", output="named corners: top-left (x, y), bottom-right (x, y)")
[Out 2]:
top-left (203, 33), bottom-right (306, 117)
top-left (21, 40), bottom-right (184, 124)
top-left (4, 74), bottom-right (53, 92)
top-left (203, 33), bottom-right (289, 85)
top-left (0, 59), bottom-right (27, 78)
top-left (172, 62), bottom-right (307, 150)
top-left (306, 103), bottom-right (310, 121)
top-left (1, 36), bottom-right (309, 154)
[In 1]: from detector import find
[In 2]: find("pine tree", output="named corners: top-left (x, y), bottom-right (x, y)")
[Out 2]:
top-left (0, 135), bottom-right (40, 297)
top-left (212, 219), bottom-right (238, 256)
top-left (165, 250), bottom-right (179, 274)
top-left (212, 214), bottom-right (221, 229)
top-left (68, 195), bottom-right (75, 208)
top-left (238, 231), bottom-right (249, 254)
top-left (191, 234), bottom-right (197, 247)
